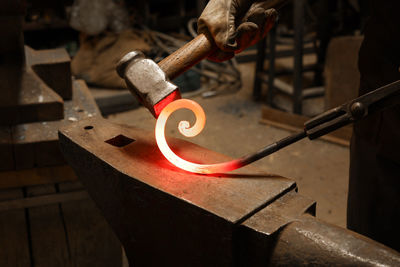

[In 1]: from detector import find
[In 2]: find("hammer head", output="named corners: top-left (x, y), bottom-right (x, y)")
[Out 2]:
top-left (117, 51), bottom-right (181, 118)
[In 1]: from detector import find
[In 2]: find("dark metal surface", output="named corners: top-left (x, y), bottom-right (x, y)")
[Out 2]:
top-left (25, 46), bottom-right (73, 100)
top-left (268, 214), bottom-right (400, 266)
top-left (59, 118), bottom-right (400, 266)
top-left (0, 2), bottom-right (65, 125)
top-left (12, 80), bottom-right (99, 170)
top-left (59, 117), bottom-right (295, 266)
top-left (0, 79), bottom-right (98, 172)
top-left (240, 191), bottom-right (400, 266)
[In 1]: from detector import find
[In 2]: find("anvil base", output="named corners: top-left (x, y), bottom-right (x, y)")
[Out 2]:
top-left (59, 118), bottom-right (400, 266)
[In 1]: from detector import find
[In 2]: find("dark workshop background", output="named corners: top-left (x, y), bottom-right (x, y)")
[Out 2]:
top-left (1, 0), bottom-right (368, 266)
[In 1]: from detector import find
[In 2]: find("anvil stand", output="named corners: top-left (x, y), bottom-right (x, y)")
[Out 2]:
top-left (60, 117), bottom-right (400, 266)
top-left (0, 3), bottom-right (122, 266)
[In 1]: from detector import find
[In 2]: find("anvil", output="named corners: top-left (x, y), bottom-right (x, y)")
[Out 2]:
top-left (59, 118), bottom-right (400, 266)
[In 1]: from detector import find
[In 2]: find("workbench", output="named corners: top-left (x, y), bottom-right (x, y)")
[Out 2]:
top-left (0, 181), bottom-right (122, 266)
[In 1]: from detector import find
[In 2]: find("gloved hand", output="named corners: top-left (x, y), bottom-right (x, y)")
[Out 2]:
top-left (198, 0), bottom-right (277, 62)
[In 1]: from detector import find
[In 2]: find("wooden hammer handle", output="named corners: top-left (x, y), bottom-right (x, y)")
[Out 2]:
top-left (158, 33), bottom-right (216, 81)
top-left (158, 0), bottom-right (289, 81)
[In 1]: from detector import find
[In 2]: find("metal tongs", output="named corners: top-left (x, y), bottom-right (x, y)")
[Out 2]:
top-left (238, 80), bottom-right (400, 166)
top-left (304, 80), bottom-right (400, 139)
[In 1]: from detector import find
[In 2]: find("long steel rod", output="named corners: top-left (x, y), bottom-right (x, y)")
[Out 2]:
top-left (238, 131), bottom-right (307, 167)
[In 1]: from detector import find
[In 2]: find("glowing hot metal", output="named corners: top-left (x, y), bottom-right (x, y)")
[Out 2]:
top-left (155, 99), bottom-right (242, 174)
top-left (156, 80), bottom-right (400, 174)
top-left (155, 99), bottom-right (307, 174)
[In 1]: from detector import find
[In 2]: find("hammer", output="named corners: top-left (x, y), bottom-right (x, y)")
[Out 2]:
top-left (116, 33), bottom-right (214, 118)
top-left (117, 0), bottom-right (289, 118)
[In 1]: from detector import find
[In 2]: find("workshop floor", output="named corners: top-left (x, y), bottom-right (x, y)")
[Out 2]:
top-left (107, 62), bottom-right (350, 228)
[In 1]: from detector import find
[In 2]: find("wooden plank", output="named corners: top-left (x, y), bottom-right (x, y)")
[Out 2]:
top-left (0, 188), bottom-right (31, 266)
top-left (27, 184), bottom-right (71, 267)
top-left (58, 181), bottom-right (122, 267)
top-left (0, 190), bottom-right (88, 212)
top-left (261, 105), bottom-right (351, 146)
top-left (0, 165), bottom-right (77, 190)
top-left (59, 117), bottom-right (295, 266)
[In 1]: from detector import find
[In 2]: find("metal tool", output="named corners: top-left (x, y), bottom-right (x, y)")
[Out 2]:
top-left (238, 80), bottom-right (400, 167)
top-left (116, 32), bottom-right (214, 117)
top-left (117, 0), bottom-right (289, 118)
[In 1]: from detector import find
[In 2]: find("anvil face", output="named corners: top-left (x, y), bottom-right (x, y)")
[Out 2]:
top-left (59, 118), bottom-right (400, 266)
top-left (59, 117), bottom-right (295, 266)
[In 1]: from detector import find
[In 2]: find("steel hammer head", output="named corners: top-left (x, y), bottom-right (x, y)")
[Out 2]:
top-left (117, 51), bottom-right (181, 118)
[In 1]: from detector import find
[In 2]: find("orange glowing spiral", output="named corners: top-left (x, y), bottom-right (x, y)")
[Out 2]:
top-left (155, 99), bottom-right (241, 174)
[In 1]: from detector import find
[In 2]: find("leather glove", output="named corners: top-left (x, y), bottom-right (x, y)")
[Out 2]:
top-left (198, 0), bottom-right (277, 62)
